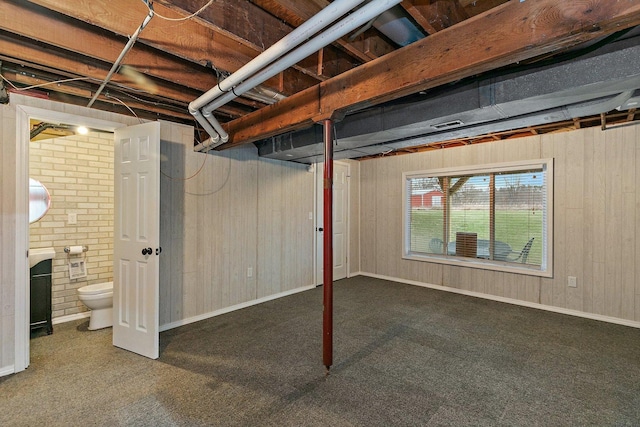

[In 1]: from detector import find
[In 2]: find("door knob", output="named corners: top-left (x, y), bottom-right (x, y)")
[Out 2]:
top-left (142, 247), bottom-right (152, 256)
top-left (156, 247), bottom-right (162, 255)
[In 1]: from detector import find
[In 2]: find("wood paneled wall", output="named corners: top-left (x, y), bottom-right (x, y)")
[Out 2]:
top-left (360, 124), bottom-right (640, 322)
top-left (159, 122), bottom-right (315, 326)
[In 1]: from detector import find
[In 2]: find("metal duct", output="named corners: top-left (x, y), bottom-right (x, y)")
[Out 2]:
top-left (372, 5), bottom-right (424, 46)
top-left (255, 34), bottom-right (640, 164)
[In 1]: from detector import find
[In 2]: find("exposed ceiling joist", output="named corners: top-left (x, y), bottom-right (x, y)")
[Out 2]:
top-left (25, 0), bottom-right (322, 94)
top-left (0, 2), bottom-right (219, 94)
top-left (219, 0), bottom-right (640, 148)
top-left (251, 0), bottom-right (395, 61)
top-left (2, 0), bottom-right (639, 157)
top-left (401, 0), bottom-right (468, 34)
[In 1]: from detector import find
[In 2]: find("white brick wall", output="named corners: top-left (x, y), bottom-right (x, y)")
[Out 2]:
top-left (29, 131), bottom-right (114, 318)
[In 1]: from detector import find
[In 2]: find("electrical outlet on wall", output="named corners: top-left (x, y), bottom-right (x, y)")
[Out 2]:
top-left (568, 276), bottom-right (577, 288)
top-left (68, 213), bottom-right (77, 225)
top-left (247, 267), bottom-right (253, 278)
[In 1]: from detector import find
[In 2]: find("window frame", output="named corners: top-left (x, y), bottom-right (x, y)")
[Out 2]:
top-left (402, 159), bottom-right (553, 278)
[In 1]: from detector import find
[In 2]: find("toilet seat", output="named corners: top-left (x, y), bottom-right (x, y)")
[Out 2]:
top-left (78, 281), bottom-right (113, 296)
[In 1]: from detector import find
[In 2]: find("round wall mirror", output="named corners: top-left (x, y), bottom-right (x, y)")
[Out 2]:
top-left (29, 178), bottom-right (51, 223)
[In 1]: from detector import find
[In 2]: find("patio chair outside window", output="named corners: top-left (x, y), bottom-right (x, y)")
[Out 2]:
top-left (507, 237), bottom-right (535, 263)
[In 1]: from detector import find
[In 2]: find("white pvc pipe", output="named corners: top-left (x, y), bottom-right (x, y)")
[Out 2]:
top-left (192, 109), bottom-right (221, 146)
top-left (189, 0), bottom-right (368, 113)
top-left (192, 0), bottom-right (369, 146)
top-left (200, 0), bottom-right (402, 138)
top-left (192, 107), bottom-right (223, 147)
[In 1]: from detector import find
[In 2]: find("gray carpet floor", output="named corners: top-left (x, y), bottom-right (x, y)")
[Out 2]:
top-left (2, 276), bottom-right (640, 426)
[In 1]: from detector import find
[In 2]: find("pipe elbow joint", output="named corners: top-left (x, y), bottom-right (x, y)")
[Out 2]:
top-left (188, 103), bottom-right (200, 115)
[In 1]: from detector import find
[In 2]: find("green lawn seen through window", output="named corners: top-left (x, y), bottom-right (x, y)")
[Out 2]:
top-left (410, 208), bottom-right (543, 265)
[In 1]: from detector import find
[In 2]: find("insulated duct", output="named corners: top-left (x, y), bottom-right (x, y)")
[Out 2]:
top-left (255, 34), bottom-right (640, 163)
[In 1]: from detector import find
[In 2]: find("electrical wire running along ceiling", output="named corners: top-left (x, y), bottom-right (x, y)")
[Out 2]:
top-left (2, 1), bottom-right (640, 159)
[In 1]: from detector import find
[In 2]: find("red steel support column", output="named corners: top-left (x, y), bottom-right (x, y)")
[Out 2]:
top-left (322, 118), bottom-right (333, 371)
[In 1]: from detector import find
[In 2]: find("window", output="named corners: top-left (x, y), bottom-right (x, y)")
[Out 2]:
top-left (403, 159), bottom-right (553, 277)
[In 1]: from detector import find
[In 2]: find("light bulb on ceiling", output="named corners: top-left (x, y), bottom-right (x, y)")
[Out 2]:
top-left (77, 126), bottom-right (89, 135)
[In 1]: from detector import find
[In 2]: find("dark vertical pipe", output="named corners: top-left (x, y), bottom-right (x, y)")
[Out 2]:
top-left (322, 118), bottom-right (334, 371)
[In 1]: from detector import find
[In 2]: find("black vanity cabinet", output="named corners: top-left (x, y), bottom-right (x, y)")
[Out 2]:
top-left (30, 259), bottom-right (53, 335)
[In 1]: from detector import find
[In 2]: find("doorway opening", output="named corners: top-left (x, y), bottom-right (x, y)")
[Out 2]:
top-left (314, 160), bottom-right (350, 284)
top-left (15, 105), bottom-right (127, 372)
top-left (28, 118), bottom-right (115, 338)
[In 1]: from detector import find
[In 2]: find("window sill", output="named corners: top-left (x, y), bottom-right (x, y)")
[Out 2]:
top-left (403, 252), bottom-right (552, 278)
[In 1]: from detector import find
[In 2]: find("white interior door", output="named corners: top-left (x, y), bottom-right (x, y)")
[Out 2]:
top-left (113, 121), bottom-right (160, 359)
top-left (315, 161), bottom-right (349, 283)
top-left (333, 162), bottom-right (348, 280)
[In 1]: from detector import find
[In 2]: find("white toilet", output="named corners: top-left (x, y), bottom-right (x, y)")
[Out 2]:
top-left (77, 281), bottom-right (113, 330)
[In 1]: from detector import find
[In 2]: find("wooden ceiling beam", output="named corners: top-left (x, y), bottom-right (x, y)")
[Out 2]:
top-left (8, 81), bottom-right (194, 122)
top-left (219, 0), bottom-right (640, 148)
top-left (0, 36), bottom-right (190, 103)
top-left (0, 34), bottom-right (247, 119)
top-left (1, 2), bottom-right (223, 92)
top-left (400, 1), bottom-right (439, 35)
top-left (156, 0), bottom-right (293, 51)
top-left (25, 0), bottom-right (320, 94)
top-left (7, 72), bottom-right (92, 99)
top-left (154, 0), bottom-right (335, 85)
top-left (43, 90), bottom-right (196, 123)
top-left (458, 0), bottom-right (510, 17)
top-left (158, 0), bottom-right (324, 79)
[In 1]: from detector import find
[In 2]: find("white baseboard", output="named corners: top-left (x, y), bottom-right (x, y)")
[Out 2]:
top-left (159, 285), bottom-right (316, 332)
top-left (355, 272), bottom-right (640, 329)
top-left (52, 312), bottom-right (91, 325)
top-left (0, 365), bottom-right (15, 377)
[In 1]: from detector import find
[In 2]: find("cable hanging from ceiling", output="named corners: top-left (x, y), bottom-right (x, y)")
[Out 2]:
top-left (0, 73), bottom-right (93, 91)
top-left (87, 1), bottom-right (155, 108)
top-left (87, 0), bottom-right (216, 112)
